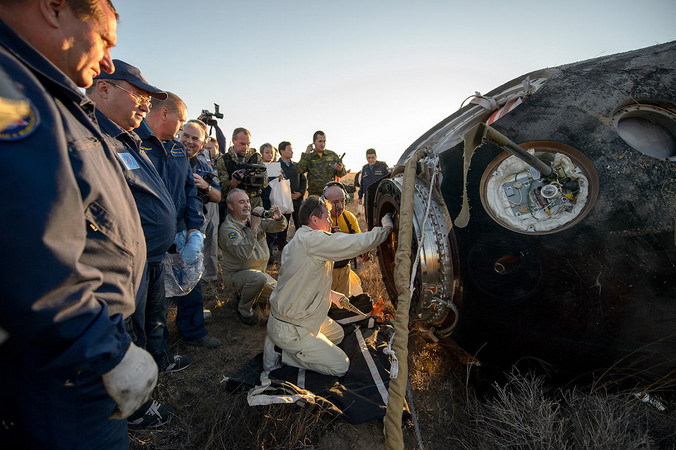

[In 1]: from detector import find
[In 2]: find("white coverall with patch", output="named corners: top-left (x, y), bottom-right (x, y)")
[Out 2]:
top-left (267, 225), bottom-right (390, 376)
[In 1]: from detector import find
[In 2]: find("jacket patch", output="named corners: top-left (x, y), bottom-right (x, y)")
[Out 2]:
top-left (116, 152), bottom-right (140, 170)
top-left (227, 231), bottom-right (238, 240)
top-left (0, 103), bottom-right (39, 141)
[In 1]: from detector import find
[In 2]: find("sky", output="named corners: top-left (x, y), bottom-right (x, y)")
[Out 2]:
top-left (112, 0), bottom-right (675, 171)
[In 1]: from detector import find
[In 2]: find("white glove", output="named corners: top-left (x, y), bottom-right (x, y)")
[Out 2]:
top-left (102, 342), bottom-right (158, 419)
top-left (381, 213), bottom-right (394, 230)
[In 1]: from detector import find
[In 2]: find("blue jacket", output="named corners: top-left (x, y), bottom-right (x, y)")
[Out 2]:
top-left (0, 20), bottom-right (145, 375)
top-left (359, 161), bottom-right (390, 200)
top-left (135, 122), bottom-right (204, 232)
top-left (97, 112), bottom-right (176, 263)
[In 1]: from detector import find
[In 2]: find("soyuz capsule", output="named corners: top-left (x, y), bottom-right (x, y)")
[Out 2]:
top-left (368, 41), bottom-right (676, 386)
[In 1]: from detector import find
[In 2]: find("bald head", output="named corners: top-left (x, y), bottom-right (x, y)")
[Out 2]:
top-left (324, 185), bottom-right (346, 217)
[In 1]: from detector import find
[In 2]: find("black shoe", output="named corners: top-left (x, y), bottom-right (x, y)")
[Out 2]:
top-left (184, 334), bottom-right (222, 349)
top-left (128, 400), bottom-right (174, 428)
top-left (162, 355), bottom-right (192, 373)
top-left (239, 313), bottom-right (258, 326)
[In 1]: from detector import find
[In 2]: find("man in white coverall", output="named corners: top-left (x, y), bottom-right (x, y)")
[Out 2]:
top-left (265, 195), bottom-right (393, 376)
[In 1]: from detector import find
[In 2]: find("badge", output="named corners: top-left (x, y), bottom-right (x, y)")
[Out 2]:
top-left (116, 152), bottom-right (140, 170)
top-left (227, 231), bottom-right (238, 240)
top-left (0, 102), bottom-right (40, 141)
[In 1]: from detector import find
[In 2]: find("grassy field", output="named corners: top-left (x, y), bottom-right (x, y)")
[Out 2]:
top-left (130, 193), bottom-right (674, 449)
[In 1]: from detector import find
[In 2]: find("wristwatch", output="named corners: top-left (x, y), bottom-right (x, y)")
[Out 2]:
top-left (206, 185), bottom-right (212, 192)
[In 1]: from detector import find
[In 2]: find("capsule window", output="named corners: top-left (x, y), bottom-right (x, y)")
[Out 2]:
top-left (613, 102), bottom-right (676, 161)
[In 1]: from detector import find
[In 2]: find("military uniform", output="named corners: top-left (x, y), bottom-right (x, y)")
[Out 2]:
top-left (217, 147), bottom-right (268, 208)
top-left (219, 213), bottom-right (287, 318)
top-left (297, 149), bottom-right (347, 196)
top-left (0, 19), bottom-right (145, 448)
top-left (267, 225), bottom-right (389, 376)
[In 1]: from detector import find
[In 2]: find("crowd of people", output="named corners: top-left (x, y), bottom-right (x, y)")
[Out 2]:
top-left (0, 1), bottom-right (393, 448)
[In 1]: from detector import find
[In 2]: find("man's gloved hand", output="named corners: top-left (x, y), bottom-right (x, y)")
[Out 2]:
top-left (174, 231), bottom-right (187, 251)
top-left (381, 213), bottom-right (394, 230)
top-left (102, 343), bottom-right (158, 419)
top-left (180, 231), bottom-right (204, 263)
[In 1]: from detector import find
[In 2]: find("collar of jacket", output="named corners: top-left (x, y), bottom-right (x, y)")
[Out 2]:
top-left (96, 110), bottom-right (142, 148)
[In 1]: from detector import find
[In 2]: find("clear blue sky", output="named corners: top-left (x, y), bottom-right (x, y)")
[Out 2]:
top-left (112, 0), bottom-right (675, 171)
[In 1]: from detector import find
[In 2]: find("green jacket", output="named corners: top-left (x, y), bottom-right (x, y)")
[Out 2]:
top-left (297, 149), bottom-right (347, 196)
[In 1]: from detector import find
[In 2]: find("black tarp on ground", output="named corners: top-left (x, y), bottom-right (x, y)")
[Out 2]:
top-left (223, 295), bottom-right (408, 424)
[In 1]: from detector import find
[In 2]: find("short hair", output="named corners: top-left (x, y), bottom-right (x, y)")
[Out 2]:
top-left (6, 0), bottom-right (120, 22)
top-left (313, 130), bottom-right (325, 142)
top-left (184, 119), bottom-right (208, 139)
top-left (299, 195), bottom-right (329, 226)
top-left (278, 141), bottom-right (291, 152)
top-left (150, 91), bottom-right (185, 115)
top-left (226, 188), bottom-right (246, 205)
top-left (72, 0), bottom-right (118, 20)
top-left (366, 148), bottom-right (377, 157)
top-left (232, 127), bottom-right (251, 140)
top-left (205, 136), bottom-right (218, 146)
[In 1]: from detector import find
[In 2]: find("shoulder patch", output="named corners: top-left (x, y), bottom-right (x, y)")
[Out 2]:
top-left (0, 102), bottom-right (40, 141)
top-left (169, 143), bottom-right (186, 158)
top-left (116, 152), bottom-right (140, 170)
top-left (227, 231), bottom-right (238, 240)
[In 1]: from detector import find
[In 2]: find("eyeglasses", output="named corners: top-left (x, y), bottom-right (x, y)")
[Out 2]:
top-left (104, 81), bottom-right (152, 108)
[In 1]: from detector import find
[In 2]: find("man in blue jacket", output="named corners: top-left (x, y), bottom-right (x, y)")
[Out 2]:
top-left (137, 94), bottom-right (222, 349)
top-left (87, 59), bottom-right (185, 427)
top-left (0, 1), bottom-right (156, 448)
top-left (358, 148), bottom-right (390, 212)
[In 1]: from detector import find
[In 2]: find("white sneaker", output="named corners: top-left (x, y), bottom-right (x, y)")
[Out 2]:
top-left (262, 335), bottom-right (282, 372)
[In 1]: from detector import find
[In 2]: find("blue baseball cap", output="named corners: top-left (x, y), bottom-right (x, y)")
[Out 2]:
top-left (94, 59), bottom-right (167, 100)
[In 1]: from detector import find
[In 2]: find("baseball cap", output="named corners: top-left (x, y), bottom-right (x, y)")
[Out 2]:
top-left (94, 59), bottom-right (167, 100)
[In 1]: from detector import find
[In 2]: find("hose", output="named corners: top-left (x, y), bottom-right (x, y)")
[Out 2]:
top-left (383, 147), bottom-right (428, 450)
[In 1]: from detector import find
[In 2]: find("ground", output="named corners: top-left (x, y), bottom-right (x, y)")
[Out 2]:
top-left (130, 183), bottom-right (675, 449)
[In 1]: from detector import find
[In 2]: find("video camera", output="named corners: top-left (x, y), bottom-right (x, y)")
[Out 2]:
top-left (200, 103), bottom-right (224, 126)
top-left (231, 163), bottom-right (266, 189)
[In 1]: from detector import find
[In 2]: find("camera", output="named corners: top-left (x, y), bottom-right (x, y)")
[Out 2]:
top-left (252, 210), bottom-right (273, 219)
top-left (198, 171), bottom-right (218, 205)
top-left (199, 103), bottom-right (224, 126)
top-left (231, 163), bottom-right (266, 188)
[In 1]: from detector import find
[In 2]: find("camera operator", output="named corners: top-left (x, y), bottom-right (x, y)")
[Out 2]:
top-left (180, 120), bottom-right (221, 284)
top-left (216, 127), bottom-right (268, 209)
top-left (219, 189), bottom-right (287, 325)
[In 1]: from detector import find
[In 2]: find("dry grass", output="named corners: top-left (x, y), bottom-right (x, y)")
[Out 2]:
top-left (130, 196), bottom-right (675, 449)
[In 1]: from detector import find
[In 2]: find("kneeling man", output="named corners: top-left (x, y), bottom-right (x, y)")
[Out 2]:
top-left (266, 196), bottom-right (393, 376)
top-left (219, 189), bottom-right (287, 325)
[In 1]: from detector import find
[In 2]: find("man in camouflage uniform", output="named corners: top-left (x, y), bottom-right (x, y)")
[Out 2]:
top-left (216, 127), bottom-right (268, 208)
top-left (298, 130), bottom-right (346, 196)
